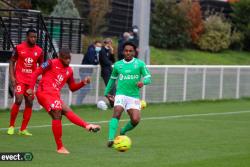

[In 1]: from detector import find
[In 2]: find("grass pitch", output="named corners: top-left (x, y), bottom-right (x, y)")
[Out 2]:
top-left (0, 99), bottom-right (250, 167)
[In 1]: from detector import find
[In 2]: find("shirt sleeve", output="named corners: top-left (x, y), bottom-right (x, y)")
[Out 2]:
top-left (67, 74), bottom-right (85, 92)
top-left (29, 60), bottom-right (52, 89)
top-left (141, 62), bottom-right (151, 85)
top-left (110, 64), bottom-right (118, 79)
top-left (10, 47), bottom-right (18, 62)
top-left (104, 64), bottom-right (118, 96)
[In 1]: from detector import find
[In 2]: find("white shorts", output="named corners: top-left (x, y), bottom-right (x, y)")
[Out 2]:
top-left (114, 95), bottom-right (141, 111)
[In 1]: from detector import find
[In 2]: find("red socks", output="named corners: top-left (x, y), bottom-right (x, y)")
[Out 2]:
top-left (65, 111), bottom-right (88, 128)
top-left (9, 103), bottom-right (20, 127)
top-left (20, 107), bottom-right (32, 131)
top-left (51, 111), bottom-right (88, 150)
top-left (52, 120), bottom-right (63, 150)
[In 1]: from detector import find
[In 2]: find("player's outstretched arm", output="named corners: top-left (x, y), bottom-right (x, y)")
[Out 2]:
top-left (104, 78), bottom-right (116, 96)
top-left (68, 76), bottom-right (91, 92)
top-left (137, 62), bottom-right (152, 88)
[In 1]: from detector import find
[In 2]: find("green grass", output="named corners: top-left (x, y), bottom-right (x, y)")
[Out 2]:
top-left (0, 99), bottom-right (250, 167)
top-left (150, 47), bottom-right (250, 65)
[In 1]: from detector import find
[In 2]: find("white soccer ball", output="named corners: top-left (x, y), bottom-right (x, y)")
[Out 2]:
top-left (97, 100), bottom-right (108, 110)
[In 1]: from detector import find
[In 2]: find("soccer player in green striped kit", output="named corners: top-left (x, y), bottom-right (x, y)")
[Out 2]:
top-left (104, 41), bottom-right (152, 147)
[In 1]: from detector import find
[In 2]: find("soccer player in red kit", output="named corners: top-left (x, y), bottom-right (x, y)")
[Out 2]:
top-left (26, 48), bottom-right (101, 154)
top-left (7, 28), bottom-right (44, 136)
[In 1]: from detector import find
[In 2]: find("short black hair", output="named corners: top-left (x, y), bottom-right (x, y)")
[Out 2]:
top-left (59, 48), bottom-right (71, 55)
top-left (122, 41), bottom-right (137, 51)
top-left (26, 28), bottom-right (37, 36)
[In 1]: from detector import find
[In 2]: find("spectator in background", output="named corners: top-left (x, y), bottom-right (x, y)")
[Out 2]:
top-left (99, 38), bottom-right (116, 107)
top-left (129, 25), bottom-right (139, 48)
top-left (117, 32), bottom-right (130, 60)
top-left (117, 26), bottom-right (139, 60)
top-left (76, 40), bottom-right (102, 105)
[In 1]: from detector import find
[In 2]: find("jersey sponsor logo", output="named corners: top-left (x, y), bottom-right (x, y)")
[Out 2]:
top-left (16, 85), bottom-right (22, 92)
top-left (41, 61), bottom-right (49, 69)
top-left (53, 74), bottom-right (64, 90)
top-left (24, 57), bottom-right (34, 68)
top-left (22, 68), bottom-right (32, 73)
top-left (57, 75), bottom-right (64, 82)
top-left (55, 66), bottom-right (61, 69)
top-left (119, 74), bottom-right (139, 80)
top-left (21, 51), bottom-right (26, 54)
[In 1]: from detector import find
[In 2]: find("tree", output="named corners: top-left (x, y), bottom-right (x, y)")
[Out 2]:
top-left (197, 15), bottom-right (231, 52)
top-left (230, 0), bottom-right (250, 51)
top-left (186, 1), bottom-right (204, 43)
top-left (50, 0), bottom-right (80, 18)
top-left (87, 0), bottom-right (111, 36)
top-left (150, 0), bottom-right (191, 49)
top-left (31, 0), bottom-right (57, 15)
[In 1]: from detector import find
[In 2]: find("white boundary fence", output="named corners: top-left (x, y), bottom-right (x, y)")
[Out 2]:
top-left (1, 63), bottom-right (250, 109)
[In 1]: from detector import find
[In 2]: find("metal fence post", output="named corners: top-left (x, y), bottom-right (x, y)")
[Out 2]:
top-left (4, 64), bottom-right (9, 108)
top-left (163, 67), bottom-right (168, 102)
top-left (202, 68), bottom-right (207, 100)
top-left (236, 68), bottom-right (240, 99)
top-left (183, 68), bottom-right (188, 101)
top-left (219, 68), bottom-right (224, 99)
top-left (68, 67), bottom-right (73, 105)
top-left (95, 66), bottom-right (100, 103)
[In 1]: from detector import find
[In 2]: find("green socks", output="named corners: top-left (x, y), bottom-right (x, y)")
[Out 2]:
top-left (108, 118), bottom-right (119, 141)
top-left (120, 121), bottom-right (135, 135)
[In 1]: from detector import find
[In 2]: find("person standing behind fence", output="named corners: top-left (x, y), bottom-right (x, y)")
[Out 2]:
top-left (117, 32), bottom-right (130, 60)
top-left (99, 38), bottom-right (116, 107)
top-left (7, 28), bottom-right (44, 136)
top-left (76, 40), bottom-right (102, 105)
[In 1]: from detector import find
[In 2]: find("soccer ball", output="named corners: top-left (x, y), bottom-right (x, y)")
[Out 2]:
top-left (97, 100), bottom-right (108, 110)
top-left (113, 135), bottom-right (132, 152)
top-left (140, 100), bottom-right (147, 109)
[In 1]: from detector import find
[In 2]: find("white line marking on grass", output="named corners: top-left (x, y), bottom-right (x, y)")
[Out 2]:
top-left (1, 110), bottom-right (250, 131)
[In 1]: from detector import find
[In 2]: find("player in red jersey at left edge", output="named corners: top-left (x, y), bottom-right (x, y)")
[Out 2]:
top-left (26, 48), bottom-right (101, 154)
top-left (7, 28), bottom-right (44, 136)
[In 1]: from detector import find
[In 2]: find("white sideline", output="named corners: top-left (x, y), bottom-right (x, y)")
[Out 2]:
top-left (1, 110), bottom-right (250, 131)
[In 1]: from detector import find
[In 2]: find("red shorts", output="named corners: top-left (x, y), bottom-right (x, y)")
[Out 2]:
top-left (15, 82), bottom-right (34, 99)
top-left (36, 90), bottom-right (63, 112)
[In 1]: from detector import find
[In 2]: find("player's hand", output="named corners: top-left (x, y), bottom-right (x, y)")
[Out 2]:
top-left (26, 88), bottom-right (34, 96)
top-left (82, 76), bottom-right (91, 85)
top-left (137, 82), bottom-right (144, 88)
top-left (86, 124), bottom-right (101, 132)
top-left (106, 94), bottom-right (115, 102)
top-left (10, 77), bottom-right (16, 87)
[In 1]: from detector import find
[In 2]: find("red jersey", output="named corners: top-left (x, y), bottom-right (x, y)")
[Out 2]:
top-left (38, 59), bottom-right (73, 93)
top-left (31, 59), bottom-right (85, 96)
top-left (12, 41), bottom-right (43, 84)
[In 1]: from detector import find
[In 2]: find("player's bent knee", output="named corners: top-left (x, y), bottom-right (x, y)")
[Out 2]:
top-left (49, 110), bottom-right (62, 120)
top-left (131, 117), bottom-right (140, 126)
top-left (25, 101), bottom-right (33, 107)
top-left (113, 111), bottom-right (122, 119)
top-left (15, 99), bottom-right (22, 105)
